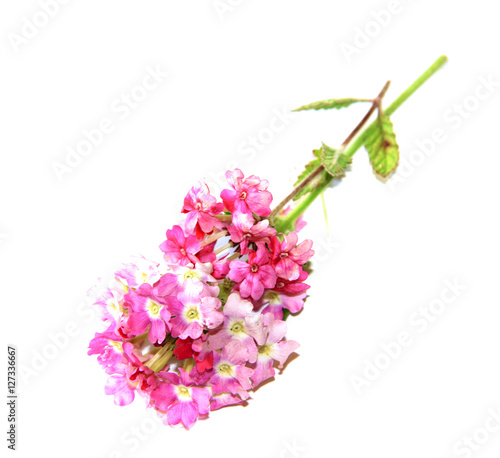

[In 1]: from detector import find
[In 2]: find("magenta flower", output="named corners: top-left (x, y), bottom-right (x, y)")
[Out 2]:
top-left (88, 168), bottom-right (314, 428)
top-left (208, 292), bottom-right (265, 363)
top-left (270, 232), bottom-right (314, 281)
top-left (151, 369), bottom-right (211, 429)
top-left (125, 284), bottom-right (177, 344)
top-left (227, 211), bottom-right (276, 254)
top-left (251, 313), bottom-right (299, 387)
top-left (88, 328), bottom-right (125, 374)
top-left (169, 283), bottom-right (224, 340)
top-left (209, 340), bottom-right (254, 400)
top-left (228, 244), bottom-right (277, 300)
top-left (182, 181), bottom-right (224, 238)
top-left (221, 168), bottom-right (273, 217)
top-left (105, 373), bottom-right (136, 406)
top-left (274, 269), bottom-right (310, 295)
top-left (160, 225), bottom-right (215, 266)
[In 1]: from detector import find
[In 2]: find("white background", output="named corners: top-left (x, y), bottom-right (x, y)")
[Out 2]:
top-left (1, 1), bottom-right (499, 457)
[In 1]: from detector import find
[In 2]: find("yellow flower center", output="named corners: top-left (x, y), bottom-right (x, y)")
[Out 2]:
top-left (183, 270), bottom-right (200, 281)
top-left (147, 300), bottom-right (162, 318)
top-left (258, 345), bottom-right (271, 356)
top-left (231, 322), bottom-right (244, 333)
top-left (218, 364), bottom-right (231, 373)
top-left (187, 308), bottom-right (199, 320)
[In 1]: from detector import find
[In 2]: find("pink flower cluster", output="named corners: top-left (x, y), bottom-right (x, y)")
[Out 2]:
top-left (88, 169), bottom-right (314, 429)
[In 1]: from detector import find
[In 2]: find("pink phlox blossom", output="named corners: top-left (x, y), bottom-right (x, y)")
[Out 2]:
top-left (260, 290), bottom-right (308, 320)
top-left (227, 211), bottom-right (276, 254)
top-left (105, 373), bottom-right (136, 406)
top-left (221, 168), bottom-right (273, 217)
top-left (270, 232), bottom-right (314, 281)
top-left (182, 181), bottom-right (224, 239)
top-left (155, 263), bottom-right (219, 298)
top-left (212, 254), bottom-right (231, 279)
top-left (228, 243), bottom-right (277, 300)
top-left (151, 368), bottom-right (211, 429)
top-left (88, 327), bottom-right (125, 374)
top-left (273, 269), bottom-right (310, 295)
top-left (208, 292), bottom-right (265, 363)
top-left (125, 283), bottom-right (177, 344)
top-left (209, 340), bottom-right (254, 400)
top-left (250, 313), bottom-right (299, 387)
top-left (160, 225), bottom-right (216, 266)
top-left (115, 255), bottom-right (162, 289)
top-left (169, 283), bottom-right (224, 340)
top-left (92, 288), bottom-right (125, 330)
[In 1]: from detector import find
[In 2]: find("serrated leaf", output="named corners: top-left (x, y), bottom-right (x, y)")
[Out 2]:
top-left (293, 149), bottom-right (322, 187)
top-left (364, 112), bottom-right (399, 178)
top-left (292, 148), bottom-right (329, 201)
top-left (293, 98), bottom-right (369, 112)
top-left (320, 143), bottom-right (352, 178)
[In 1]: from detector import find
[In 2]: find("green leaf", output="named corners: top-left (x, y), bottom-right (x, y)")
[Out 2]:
top-left (364, 112), bottom-right (399, 178)
top-left (320, 143), bottom-right (352, 178)
top-left (293, 97), bottom-right (370, 112)
top-left (292, 149), bottom-right (326, 201)
top-left (293, 149), bottom-right (321, 187)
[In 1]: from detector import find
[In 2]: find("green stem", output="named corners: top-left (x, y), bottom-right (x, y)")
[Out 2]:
top-left (274, 55), bottom-right (448, 234)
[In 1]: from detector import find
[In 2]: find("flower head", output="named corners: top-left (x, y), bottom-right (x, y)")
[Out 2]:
top-left (151, 369), bottom-right (211, 429)
top-left (125, 283), bottom-right (177, 344)
top-left (270, 232), bottom-right (314, 281)
top-left (89, 168), bottom-right (312, 429)
top-left (182, 181), bottom-right (224, 238)
top-left (221, 169), bottom-right (273, 217)
top-left (228, 244), bottom-right (277, 300)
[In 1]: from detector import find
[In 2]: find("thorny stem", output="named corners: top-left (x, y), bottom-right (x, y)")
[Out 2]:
top-left (272, 55), bottom-right (448, 234)
top-left (268, 81), bottom-right (391, 225)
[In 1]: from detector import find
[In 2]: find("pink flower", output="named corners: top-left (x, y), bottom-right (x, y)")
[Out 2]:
top-left (92, 289), bottom-right (124, 331)
top-left (155, 263), bottom-right (219, 298)
top-left (169, 283), bottom-right (224, 340)
top-left (159, 225), bottom-right (215, 266)
top-left (273, 269), bottom-right (310, 295)
top-left (251, 313), bottom-right (299, 387)
top-left (88, 328), bottom-right (125, 374)
top-left (209, 340), bottom-right (254, 400)
top-left (125, 284), bottom-right (177, 344)
top-left (115, 255), bottom-right (162, 289)
top-left (105, 373), bottom-right (136, 406)
top-left (210, 392), bottom-right (245, 411)
top-left (208, 292), bottom-right (265, 363)
top-left (228, 244), bottom-right (277, 300)
top-left (221, 169), bottom-right (273, 217)
top-left (212, 255), bottom-right (231, 280)
top-left (151, 368), bottom-right (212, 429)
top-left (270, 232), bottom-right (314, 281)
top-left (260, 290), bottom-right (308, 320)
top-left (227, 211), bottom-right (276, 254)
top-left (182, 182), bottom-right (224, 238)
